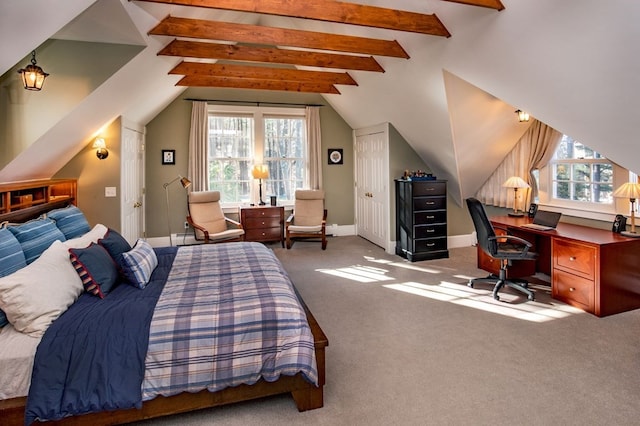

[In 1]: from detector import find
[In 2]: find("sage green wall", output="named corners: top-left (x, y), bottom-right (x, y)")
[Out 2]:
top-left (145, 88), bottom-right (354, 238)
top-left (55, 117), bottom-right (122, 229)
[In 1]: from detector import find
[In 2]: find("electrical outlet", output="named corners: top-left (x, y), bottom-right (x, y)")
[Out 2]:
top-left (184, 221), bottom-right (189, 229)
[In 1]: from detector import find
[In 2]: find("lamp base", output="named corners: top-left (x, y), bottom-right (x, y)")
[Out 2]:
top-left (258, 201), bottom-right (266, 206)
top-left (620, 231), bottom-right (640, 238)
top-left (508, 212), bottom-right (525, 217)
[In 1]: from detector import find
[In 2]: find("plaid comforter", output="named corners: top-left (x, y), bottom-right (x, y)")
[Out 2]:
top-left (141, 242), bottom-right (318, 400)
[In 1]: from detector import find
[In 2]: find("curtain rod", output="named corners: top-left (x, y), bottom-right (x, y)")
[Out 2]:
top-left (183, 98), bottom-right (324, 107)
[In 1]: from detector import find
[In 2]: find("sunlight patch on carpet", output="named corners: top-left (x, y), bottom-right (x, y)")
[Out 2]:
top-left (316, 265), bottom-right (395, 283)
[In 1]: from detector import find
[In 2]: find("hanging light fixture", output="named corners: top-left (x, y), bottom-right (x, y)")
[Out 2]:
top-left (515, 109), bottom-right (530, 122)
top-left (17, 50), bottom-right (49, 91)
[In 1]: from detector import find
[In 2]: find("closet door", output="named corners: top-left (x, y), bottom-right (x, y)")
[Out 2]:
top-left (121, 122), bottom-right (145, 244)
top-left (354, 124), bottom-right (389, 251)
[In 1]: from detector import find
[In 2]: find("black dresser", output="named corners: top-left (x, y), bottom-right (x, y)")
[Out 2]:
top-left (395, 179), bottom-right (449, 262)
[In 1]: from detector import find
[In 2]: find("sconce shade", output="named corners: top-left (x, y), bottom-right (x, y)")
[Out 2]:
top-left (17, 51), bottom-right (49, 91)
top-left (92, 138), bottom-right (109, 160)
top-left (502, 176), bottom-right (530, 189)
top-left (251, 164), bottom-right (269, 179)
top-left (515, 109), bottom-right (530, 122)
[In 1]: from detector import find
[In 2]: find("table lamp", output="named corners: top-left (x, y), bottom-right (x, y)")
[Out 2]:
top-left (613, 182), bottom-right (640, 237)
top-left (252, 164), bottom-right (269, 206)
top-left (502, 176), bottom-right (530, 217)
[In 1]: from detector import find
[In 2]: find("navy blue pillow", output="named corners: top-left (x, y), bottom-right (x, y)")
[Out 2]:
top-left (47, 205), bottom-right (91, 239)
top-left (98, 228), bottom-right (132, 264)
top-left (0, 228), bottom-right (27, 327)
top-left (69, 243), bottom-right (119, 298)
top-left (8, 218), bottom-right (66, 264)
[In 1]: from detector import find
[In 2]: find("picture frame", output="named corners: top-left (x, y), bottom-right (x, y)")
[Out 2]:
top-left (328, 148), bottom-right (343, 165)
top-left (162, 149), bottom-right (175, 165)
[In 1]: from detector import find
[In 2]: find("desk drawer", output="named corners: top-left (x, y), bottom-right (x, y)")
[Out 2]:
top-left (553, 239), bottom-right (596, 280)
top-left (244, 217), bottom-right (281, 230)
top-left (552, 268), bottom-right (594, 312)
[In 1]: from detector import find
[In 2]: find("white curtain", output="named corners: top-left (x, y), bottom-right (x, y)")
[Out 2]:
top-left (187, 101), bottom-right (209, 192)
top-left (306, 106), bottom-right (323, 190)
top-left (476, 119), bottom-right (562, 208)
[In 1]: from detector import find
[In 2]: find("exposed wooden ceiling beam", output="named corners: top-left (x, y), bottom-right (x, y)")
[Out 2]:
top-left (441, 0), bottom-right (504, 11)
top-left (158, 40), bottom-right (385, 72)
top-left (149, 16), bottom-right (409, 58)
top-left (176, 75), bottom-right (341, 94)
top-left (170, 61), bottom-right (358, 86)
top-left (137, 0), bottom-right (451, 36)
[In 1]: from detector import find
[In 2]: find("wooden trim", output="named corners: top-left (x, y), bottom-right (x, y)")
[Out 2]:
top-left (150, 16), bottom-right (409, 58)
top-left (138, 0), bottom-right (451, 36)
top-left (159, 40), bottom-right (384, 72)
top-left (176, 75), bottom-right (341, 94)
top-left (170, 62), bottom-right (357, 86)
top-left (442, 0), bottom-right (505, 11)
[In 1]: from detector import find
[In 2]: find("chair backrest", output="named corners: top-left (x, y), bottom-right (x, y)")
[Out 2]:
top-left (188, 191), bottom-right (227, 239)
top-left (294, 190), bottom-right (325, 226)
top-left (465, 197), bottom-right (498, 256)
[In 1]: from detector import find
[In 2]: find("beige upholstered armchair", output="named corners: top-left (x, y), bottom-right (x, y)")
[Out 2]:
top-left (186, 191), bottom-right (245, 244)
top-left (286, 190), bottom-right (327, 250)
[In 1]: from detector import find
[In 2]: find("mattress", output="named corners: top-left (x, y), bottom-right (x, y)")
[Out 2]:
top-left (0, 324), bottom-right (41, 399)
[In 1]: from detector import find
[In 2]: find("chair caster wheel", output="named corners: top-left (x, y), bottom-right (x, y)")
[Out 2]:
top-left (528, 294), bottom-right (535, 301)
top-left (493, 294), bottom-right (500, 301)
top-left (468, 282), bottom-right (474, 288)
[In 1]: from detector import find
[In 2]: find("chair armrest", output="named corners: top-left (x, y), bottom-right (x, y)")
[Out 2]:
top-left (187, 215), bottom-right (210, 243)
top-left (224, 216), bottom-right (243, 228)
top-left (488, 234), bottom-right (533, 254)
top-left (286, 213), bottom-right (294, 224)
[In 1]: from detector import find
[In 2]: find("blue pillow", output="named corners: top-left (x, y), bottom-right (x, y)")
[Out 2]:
top-left (0, 228), bottom-right (27, 327)
top-left (47, 205), bottom-right (91, 239)
top-left (69, 243), bottom-right (119, 298)
top-left (8, 218), bottom-right (66, 264)
top-left (98, 228), bottom-right (132, 265)
top-left (120, 239), bottom-right (158, 289)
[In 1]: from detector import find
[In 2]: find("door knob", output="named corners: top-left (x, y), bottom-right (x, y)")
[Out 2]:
top-left (133, 201), bottom-right (142, 208)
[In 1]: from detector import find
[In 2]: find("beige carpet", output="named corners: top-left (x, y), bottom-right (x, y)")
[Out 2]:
top-left (137, 236), bottom-right (640, 425)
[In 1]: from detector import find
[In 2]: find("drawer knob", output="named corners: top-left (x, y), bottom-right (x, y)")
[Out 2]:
top-left (427, 229), bottom-right (435, 233)
top-left (427, 243), bottom-right (435, 247)
top-left (425, 201), bottom-right (435, 205)
top-left (569, 287), bottom-right (575, 292)
top-left (426, 215), bottom-right (435, 219)
top-left (569, 256), bottom-right (576, 261)
top-left (262, 232), bottom-right (266, 236)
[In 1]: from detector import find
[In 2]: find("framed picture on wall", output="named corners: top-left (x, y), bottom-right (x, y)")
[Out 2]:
top-left (328, 148), bottom-right (343, 165)
top-left (162, 149), bottom-right (175, 165)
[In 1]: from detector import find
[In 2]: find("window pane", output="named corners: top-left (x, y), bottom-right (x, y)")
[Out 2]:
top-left (572, 164), bottom-right (591, 182)
top-left (264, 117), bottom-right (306, 202)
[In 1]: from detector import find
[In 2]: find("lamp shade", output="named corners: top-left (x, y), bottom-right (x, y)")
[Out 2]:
top-left (92, 138), bottom-right (106, 149)
top-left (502, 176), bottom-right (530, 189)
top-left (180, 176), bottom-right (192, 189)
top-left (251, 164), bottom-right (269, 179)
top-left (613, 182), bottom-right (640, 200)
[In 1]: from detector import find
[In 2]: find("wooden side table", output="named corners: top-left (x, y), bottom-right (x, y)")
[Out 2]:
top-left (241, 206), bottom-right (284, 247)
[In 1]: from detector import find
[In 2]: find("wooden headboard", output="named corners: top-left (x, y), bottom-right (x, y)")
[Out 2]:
top-left (0, 179), bottom-right (77, 223)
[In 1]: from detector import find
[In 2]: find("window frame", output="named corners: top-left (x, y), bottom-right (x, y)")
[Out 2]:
top-left (207, 104), bottom-right (307, 209)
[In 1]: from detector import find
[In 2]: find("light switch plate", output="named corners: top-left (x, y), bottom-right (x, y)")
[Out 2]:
top-left (105, 187), bottom-right (117, 197)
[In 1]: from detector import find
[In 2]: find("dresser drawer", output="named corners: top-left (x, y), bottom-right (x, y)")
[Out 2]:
top-left (414, 224), bottom-right (446, 239)
top-left (414, 210), bottom-right (446, 225)
top-left (552, 268), bottom-right (594, 312)
top-left (553, 239), bottom-right (596, 280)
top-left (413, 197), bottom-right (446, 211)
top-left (244, 216), bottom-right (281, 230)
top-left (242, 207), bottom-right (282, 219)
top-left (412, 181), bottom-right (446, 197)
top-left (245, 227), bottom-right (282, 241)
top-left (415, 237), bottom-right (447, 253)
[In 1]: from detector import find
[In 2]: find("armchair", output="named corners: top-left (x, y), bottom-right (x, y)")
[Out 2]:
top-left (466, 197), bottom-right (537, 301)
top-left (286, 190), bottom-right (327, 250)
top-left (187, 191), bottom-right (244, 244)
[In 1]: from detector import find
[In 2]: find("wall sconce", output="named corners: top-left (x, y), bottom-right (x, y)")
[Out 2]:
top-left (502, 176), bottom-right (530, 217)
top-left (251, 164), bottom-right (269, 206)
top-left (92, 138), bottom-right (109, 160)
top-left (613, 182), bottom-right (640, 237)
top-left (515, 109), bottom-right (530, 122)
top-left (17, 50), bottom-right (49, 91)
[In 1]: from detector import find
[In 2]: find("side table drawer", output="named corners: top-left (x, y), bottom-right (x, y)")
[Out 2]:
top-left (243, 208), bottom-right (281, 219)
top-left (244, 217), bottom-right (281, 230)
top-left (246, 228), bottom-right (281, 241)
top-left (553, 239), bottom-right (596, 280)
top-left (552, 268), bottom-right (594, 312)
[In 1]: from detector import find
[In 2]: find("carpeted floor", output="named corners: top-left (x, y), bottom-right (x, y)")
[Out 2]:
top-left (137, 236), bottom-right (640, 425)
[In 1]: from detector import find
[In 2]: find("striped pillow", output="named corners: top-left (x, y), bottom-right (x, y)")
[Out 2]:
top-left (0, 228), bottom-right (27, 327)
top-left (8, 218), bottom-right (66, 264)
top-left (69, 243), bottom-right (119, 298)
top-left (47, 205), bottom-right (91, 239)
top-left (120, 239), bottom-right (158, 289)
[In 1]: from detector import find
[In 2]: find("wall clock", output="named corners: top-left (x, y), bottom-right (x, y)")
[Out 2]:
top-left (328, 148), bottom-right (343, 165)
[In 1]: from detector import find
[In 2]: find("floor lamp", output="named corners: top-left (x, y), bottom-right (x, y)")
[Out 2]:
top-left (613, 181), bottom-right (640, 238)
top-left (163, 175), bottom-right (191, 246)
top-left (252, 164), bottom-right (269, 206)
top-left (502, 176), bottom-right (530, 217)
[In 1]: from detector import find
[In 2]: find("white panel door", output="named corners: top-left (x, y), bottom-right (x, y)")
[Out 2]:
top-left (354, 124), bottom-right (389, 250)
top-left (121, 124), bottom-right (145, 245)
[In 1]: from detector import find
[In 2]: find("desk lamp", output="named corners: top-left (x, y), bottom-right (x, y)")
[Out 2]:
top-left (502, 176), bottom-right (530, 217)
top-left (252, 164), bottom-right (269, 206)
top-left (613, 182), bottom-right (640, 238)
top-left (163, 175), bottom-right (191, 246)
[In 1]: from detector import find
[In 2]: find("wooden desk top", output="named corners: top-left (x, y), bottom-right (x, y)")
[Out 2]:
top-left (490, 215), bottom-right (635, 246)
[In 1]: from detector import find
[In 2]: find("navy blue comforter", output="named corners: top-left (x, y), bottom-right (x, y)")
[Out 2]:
top-left (24, 247), bottom-right (177, 425)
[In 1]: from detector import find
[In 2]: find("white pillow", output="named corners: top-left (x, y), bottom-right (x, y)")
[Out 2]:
top-left (62, 223), bottom-right (108, 249)
top-left (0, 240), bottom-right (83, 336)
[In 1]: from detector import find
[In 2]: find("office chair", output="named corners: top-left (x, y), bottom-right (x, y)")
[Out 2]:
top-left (466, 197), bottom-right (537, 301)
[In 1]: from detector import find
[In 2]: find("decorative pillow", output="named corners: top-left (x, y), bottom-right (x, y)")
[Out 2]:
top-left (120, 239), bottom-right (158, 289)
top-left (0, 228), bottom-right (27, 328)
top-left (8, 218), bottom-right (66, 264)
top-left (69, 243), bottom-right (119, 298)
top-left (0, 240), bottom-right (84, 337)
top-left (46, 205), bottom-right (91, 239)
top-left (63, 223), bottom-right (108, 249)
top-left (98, 228), bottom-right (132, 264)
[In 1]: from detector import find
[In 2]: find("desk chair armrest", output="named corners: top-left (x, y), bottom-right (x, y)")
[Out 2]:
top-left (488, 234), bottom-right (533, 254)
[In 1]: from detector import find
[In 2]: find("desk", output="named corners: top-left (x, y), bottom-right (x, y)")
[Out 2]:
top-left (478, 216), bottom-right (640, 317)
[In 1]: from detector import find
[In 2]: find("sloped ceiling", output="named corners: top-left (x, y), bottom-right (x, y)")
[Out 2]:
top-left (1, 0), bottom-right (640, 207)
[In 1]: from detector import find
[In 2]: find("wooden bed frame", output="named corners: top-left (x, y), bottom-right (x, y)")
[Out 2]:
top-left (0, 197), bottom-right (328, 425)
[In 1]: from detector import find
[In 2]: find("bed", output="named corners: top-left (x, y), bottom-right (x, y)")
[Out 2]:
top-left (0, 204), bottom-right (327, 425)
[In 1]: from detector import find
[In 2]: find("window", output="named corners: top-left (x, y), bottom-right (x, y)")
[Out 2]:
top-left (207, 106), bottom-right (307, 205)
